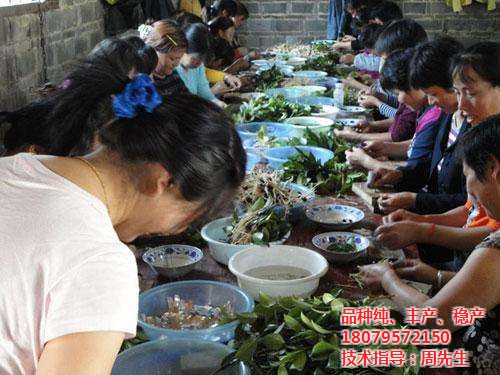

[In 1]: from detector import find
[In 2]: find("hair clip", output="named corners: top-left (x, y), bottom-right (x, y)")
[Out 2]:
top-left (112, 74), bottom-right (163, 119)
top-left (138, 24), bottom-right (154, 40)
top-left (165, 34), bottom-right (178, 47)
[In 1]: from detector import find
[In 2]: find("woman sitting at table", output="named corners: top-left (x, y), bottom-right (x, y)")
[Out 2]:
top-left (207, 16), bottom-right (250, 74)
top-left (176, 23), bottom-right (227, 107)
top-left (140, 19), bottom-right (189, 96)
top-left (341, 49), bottom-right (442, 173)
top-left (0, 71), bottom-right (246, 373)
top-left (359, 117), bottom-right (500, 374)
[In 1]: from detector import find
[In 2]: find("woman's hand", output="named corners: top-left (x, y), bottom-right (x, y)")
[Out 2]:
top-left (374, 221), bottom-right (423, 249)
top-left (358, 262), bottom-right (394, 293)
top-left (340, 53), bottom-right (355, 65)
top-left (383, 209), bottom-right (423, 224)
top-left (224, 74), bottom-right (242, 90)
top-left (362, 141), bottom-right (387, 158)
top-left (358, 93), bottom-right (381, 108)
top-left (333, 41), bottom-right (351, 51)
top-left (333, 127), bottom-right (361, 142)
top-left (393, 258), bottom-right (438, 285)
top-left (369, 168), bottom-right (402, 188)
top-left (354, 119), bottom-right (372, 133)
top-left (378, 192), bottom-right (417, 214)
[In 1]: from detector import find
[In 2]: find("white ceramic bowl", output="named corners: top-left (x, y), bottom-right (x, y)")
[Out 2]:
top-left (312, 232), bottom-right (369, 264)
top-left (228, 245), bottom-right (329, 300)
top-left (200, 217), bottom-right (290, 265)
top-left (142, 245), bottom-right (203, 278)
top-left (336, 118), bottom-right (360, 127)
top-left (284, 116), bottom-right (335, 135)
top-left (305, 204), bottom-right (365, 230)
top-left (341, 105), bottom-right (366, 114)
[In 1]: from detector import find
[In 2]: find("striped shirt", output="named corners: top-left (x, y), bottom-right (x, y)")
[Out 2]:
top-left (437, 111), bottom-right (463, 172)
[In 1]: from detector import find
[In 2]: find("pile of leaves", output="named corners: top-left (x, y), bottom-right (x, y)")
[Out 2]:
top-left (311, 41), bottom-right (332, 54)
top-left (256, 66), bottom-right (287, 91)
top-left (282, 149), bottom-right (365, 196)
top-left (300, 52), bottom-right (341, 76)
top-left (224, 290), bottom-right (420, 374)
top-left (286, 128), bottom-right (352, 159)
top-left (344, 87), bottom-right (359, 106)
top-left (233, 95), bottom-right (321, 123)
top-left (224, 198), bottom-right (291, 245)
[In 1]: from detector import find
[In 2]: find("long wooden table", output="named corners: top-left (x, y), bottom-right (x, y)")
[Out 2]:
top-left (134, 195), bottom-right (417, 300)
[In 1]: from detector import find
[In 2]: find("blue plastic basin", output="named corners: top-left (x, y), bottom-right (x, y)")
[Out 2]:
top-left (112, 338), bottom-right (250, 375)
top-left (138, 280), bottom-right (254, 342)
top-left (262, 145), bottom-right (334, 170)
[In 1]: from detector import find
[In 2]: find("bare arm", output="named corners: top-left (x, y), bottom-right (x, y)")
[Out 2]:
top-left (37, 332), bottom-right (124, 375)
top-left (421, 206), bottom-right (468, 227)
top-left (383, 245), bottom-right (500, 330)
top-left (370, 119), bottom-right (394, 132)
top-left (416, 223), bottom-right (494, 252)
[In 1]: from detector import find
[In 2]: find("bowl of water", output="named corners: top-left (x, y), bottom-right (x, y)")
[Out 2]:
top-left (143, 245), bottom-right (203, 278)
top-left (292, 70), bottom-right (328, 81)
top-left (112, 338), bottom-right (250, 375)
top-left (305, 204), bottom-right (365, 230)
top-left (228, 245), bottom-right (328, 300)
top-left (312, 231), bottom-right (370, 264)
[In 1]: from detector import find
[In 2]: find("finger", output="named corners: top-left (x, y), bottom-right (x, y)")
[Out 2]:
top-left (394, 267), bottom-right (416, 279)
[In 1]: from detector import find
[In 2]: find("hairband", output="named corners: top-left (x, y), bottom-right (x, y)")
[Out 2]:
top-left (112, 74), bottom-right (162, 119)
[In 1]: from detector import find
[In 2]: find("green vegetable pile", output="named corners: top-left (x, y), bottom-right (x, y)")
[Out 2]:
top-left (256, 66), bottom-right (286, 91)
top-left (286, 128), bottom-right (352, 158)
top-left (311, 42), bottom-right (333, 54)
top-left (327, 238), bottom-right (357, 253)
top-left (224, 290), bottom-right (420, 374)
top-left (224, 198), bottom-right (291, 245)
top-left (301, 52), bottom-right (341, 76)
top-left (282, 149), bottom-right (365, 196)
top-left (233, 95), bottom-right (321, 123)
top-left (344, 87), bottom-right (359, 106)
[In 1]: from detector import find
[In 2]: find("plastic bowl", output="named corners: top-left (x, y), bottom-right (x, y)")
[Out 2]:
top-left (201, 217), bottom-right (290, 265)
top-left (312, 105), bottom-right (340, 120)
top-left (312, 231), bottom-right (370, 264)
top-left (284, 116), bottom-right (335, 135)
top-left (246, 151), bottom-right (261, 173)
top-left (265, 87), bottom-right (307, 100)
top-left (305, 204), bottom-right (365, 230)
top-left (288, 85), bottom-right (327, 96)
top-left (112, 338), bottom-right (250, 375)
top-left (341, 105), bottom-right (366, 114)
top-left (228, 245), bottom-right (329, 300)
top-left (252, 59), bottom-right (271, 67)
top-left (262, 145), bottom-right (334, 170)
top-left (292, 70), bottom-right (328, 81)
top-left (237, 122), bottom-right (295, 143)
top-left (142, 245), bottom-right (203, 278)
top-left (292, 95), bottom-right (336, 107)
top-left (287, 56), bottom-right (307, 66)
top-left (240, 92), bottom-right (265, 101)
top-left (138, 280), bottom-right (254, 342)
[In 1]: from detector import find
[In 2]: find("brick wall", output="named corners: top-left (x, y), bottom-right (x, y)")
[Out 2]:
top-left (237, 0), bottom-right (330, 49)
top-left (395, 0), bottom-right (500, 46)
top-left (0, 0), bottom-right (104, 110)
top-left (238, 0), bottom-right (500, 49)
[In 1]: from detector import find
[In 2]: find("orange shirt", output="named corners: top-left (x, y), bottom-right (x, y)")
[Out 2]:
top-left (465, 200), bottom-right (500, 230)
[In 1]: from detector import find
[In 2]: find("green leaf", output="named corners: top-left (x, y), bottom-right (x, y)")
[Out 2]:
top-left (322, 293), bottom-right (335, 304)
top-left (258, 292), bottom-right (275, 307)
top-left (284, 314), bottom-right (302, 332)
top-left (311, 340), bottom-right (337, 357)
top-left (235, 336), bottom-right (258, 363)
top-left (330, 299), bottom-right (345, 312)
top-left (290, 351), bottom-right (307, 371)
top-left (262, 333), bottom-right (285, 350)
top-left (300, 312), bottom-right (332, 334)
top-left (277, 365), bottom-right (288, 375)
top-left (252, 232), bottom-right (265, 244)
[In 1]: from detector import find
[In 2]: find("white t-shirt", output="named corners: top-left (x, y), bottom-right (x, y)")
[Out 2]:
top-left (0, 154), bottom-right (139, 374)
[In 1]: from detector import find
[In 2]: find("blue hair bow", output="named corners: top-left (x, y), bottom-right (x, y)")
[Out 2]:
top-left (112, 74), bottom-right (163, 119)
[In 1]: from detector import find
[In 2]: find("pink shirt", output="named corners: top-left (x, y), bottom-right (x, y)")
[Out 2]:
top-left (0, 154), bottom-right (138, 374)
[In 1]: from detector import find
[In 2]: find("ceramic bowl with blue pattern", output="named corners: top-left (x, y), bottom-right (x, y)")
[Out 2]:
top-left (312, 232), bottom-right (369, 264)
top-left (142, 245), bottom-right (203, 278)
top-left (305, 204), bottom-right (365, 230)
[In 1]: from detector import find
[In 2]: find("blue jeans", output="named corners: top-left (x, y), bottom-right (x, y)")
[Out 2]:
top-left (327, 0), bottom-right (345, 40)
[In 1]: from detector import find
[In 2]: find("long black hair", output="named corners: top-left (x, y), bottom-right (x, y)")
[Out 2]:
top-left (123, 36), bottom-right (159, 75)
top-left (374, 19), bottom-right (427, 56)
top-left (183, 23), bottom-right (211, 59)
top-left (208, 0), bottom-right (238, 20)
top-left (100, 92), bottom-right (246, 214)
